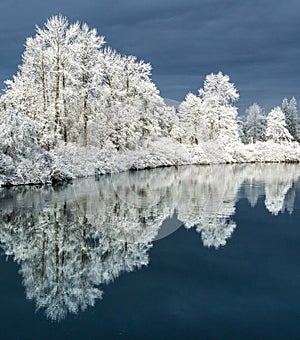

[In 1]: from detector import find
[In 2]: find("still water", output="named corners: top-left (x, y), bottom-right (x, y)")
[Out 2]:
top-left (0, 163), bottom-right (300, 339)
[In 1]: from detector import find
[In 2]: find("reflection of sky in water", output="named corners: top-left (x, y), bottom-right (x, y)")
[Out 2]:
top-left (0, 163), bottom-right (300, 323)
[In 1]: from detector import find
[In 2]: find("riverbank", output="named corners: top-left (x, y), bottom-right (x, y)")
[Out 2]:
top-left (1, 137), bottom-right (300, 187)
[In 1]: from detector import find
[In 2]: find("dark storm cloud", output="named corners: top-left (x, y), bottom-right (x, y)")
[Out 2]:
top-left (1, 0), bottom-right (300, 112)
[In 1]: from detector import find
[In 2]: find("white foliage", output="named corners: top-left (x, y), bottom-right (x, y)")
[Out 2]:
top-left (178, 92), bottom-right (205, 144)
top-left (0, 108), bottom-right (53, 185)
top-left (198, 72), bottom-right (240, 145)
top-left (266, 107), bottom-right (293, 143)
top-left (282, 97), bottom-right (299, 141)
top-left (244, 103), bottom-right (267, 143)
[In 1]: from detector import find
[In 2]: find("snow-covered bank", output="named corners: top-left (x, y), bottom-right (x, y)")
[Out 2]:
top-left (235, 141), bottom-right (300, 163)
top-left (1, 138), bottom-right (300, 187)
top-left (0, 110), bottom-right (53, 187)
top-left (0, 151), bottom-right (52, 187)
top-left (4, 138), bottom-right (300, 187)
top-left (62, 140), bottom-right (300, 178)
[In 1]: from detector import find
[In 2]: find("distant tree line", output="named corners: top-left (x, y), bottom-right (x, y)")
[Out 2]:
top-left (178, 81), bottom-right (299, 146)
top-left (238, 97), bottom-right (299, 144)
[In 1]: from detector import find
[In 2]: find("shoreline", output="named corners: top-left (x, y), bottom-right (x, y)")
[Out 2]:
top-left (1, 138), bottom-right (300, 188)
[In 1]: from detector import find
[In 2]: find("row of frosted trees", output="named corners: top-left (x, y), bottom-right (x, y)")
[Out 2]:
top-left (178, 74), bottom-right (299, 146)
top-left (240, 97), bottom-right (299, 144)
top-left (1, 15), bottom-right (299, 154)
top-left (1, 15), bottom-right (174, 151)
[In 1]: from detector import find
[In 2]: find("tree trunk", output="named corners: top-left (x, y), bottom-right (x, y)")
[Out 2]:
top-left (62, 64), bottom-right (68, 144)
top-left (54, 48), bottom-right (60, 145)
top-left (82, 72), bottom-right (88, 147)
top-left (41, 53), bottom-right (47, 113)
top-left (209, 121), bottom-right (214, 140)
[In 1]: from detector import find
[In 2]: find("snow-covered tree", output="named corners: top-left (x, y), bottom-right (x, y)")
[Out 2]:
top-left (69, 22), bottom-right (105, 146)
top-left (2, 16), bottom-right (106, 148)
top-left (178, 92), bottom-right (206, 144)
top-left (236, 116), bottom-right (247, 143)
top-left (244, 103), bottom-right (266, 143)
top-left (282, 97), bottom-right (299, 142)
top-left (0, 108), bottom-right (52, 185)
top-left (3, 16), bottom-right (70, 148)
top-left (266, 107), bottom-right (293, 143)
top-left (0, 109), bottom-right (37, 160)
top-left (3, 15), bottom-right (176, 153)
top-left (31, 15), bottom-right (75, 146)
top-left (198, 72), bottom-right (240, 144)
top-left (100, 48), bottom-right (175, 150)
top-left (178, 72), bottom-right (240, 146)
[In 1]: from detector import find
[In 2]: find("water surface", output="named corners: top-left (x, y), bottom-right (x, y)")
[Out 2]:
top-left (1, 163), bottom-right (300, 339)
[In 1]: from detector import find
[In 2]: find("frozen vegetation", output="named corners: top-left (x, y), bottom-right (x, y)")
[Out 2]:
top-left (1, 15), bottom-right (300, 186)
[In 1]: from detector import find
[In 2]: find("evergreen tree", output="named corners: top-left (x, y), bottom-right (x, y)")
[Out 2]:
top-left (282, 97), bottom-right (298, 142)
top-left (266, 107), bottom-right (293, 143)
top-left (288, 97), bottom-right (298, 141)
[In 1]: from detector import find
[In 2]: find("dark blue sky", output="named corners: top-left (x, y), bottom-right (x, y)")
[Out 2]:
top-left (1, 0), bottom-right (300, 113)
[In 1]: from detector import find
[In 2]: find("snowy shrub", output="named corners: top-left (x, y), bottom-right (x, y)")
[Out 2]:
top-left (0, 109), bottom-right (55, 185)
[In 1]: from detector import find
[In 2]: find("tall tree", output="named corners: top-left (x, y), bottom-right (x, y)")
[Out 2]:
top-left (244, 103), bottom-right (266, 143)
top-left (199, 72), bottom-right (240, 144)
top-left (3, 16), bottom-right (106, 148)
top-left (282, 97), bottom-right (298, 142)
top-left (37, 15), bottom-right (73, 144)
top-left (178, 92), bottom-right (205, 144)
top-left (100, 48), bottom-right (175, 150)
top-left (70, 23), bottom-right (105, 146)
top-left (266, 107), bottom-right (293, 143)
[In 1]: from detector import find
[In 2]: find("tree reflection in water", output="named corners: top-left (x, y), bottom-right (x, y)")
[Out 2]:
top-left (0, 163), bottom-right (299, 321)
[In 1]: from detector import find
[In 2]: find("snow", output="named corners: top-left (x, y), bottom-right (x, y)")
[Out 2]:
top-left (1, 134), bottom-right (300, 187)
top-left (0, 109), bottom-right (53, 186)
top-left (50, 139), bottom-right (300, 181)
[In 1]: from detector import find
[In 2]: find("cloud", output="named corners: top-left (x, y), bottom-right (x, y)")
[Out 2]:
top-left (1, 0), bottom-right (300, 112)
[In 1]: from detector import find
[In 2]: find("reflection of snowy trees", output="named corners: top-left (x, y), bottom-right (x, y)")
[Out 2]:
top-left (0, 164), bottom-right (300, 320)
top-left (240, 164), bottom-right (300, 215)
top-left (264, 165), bottom-right (298, 215)
top-left (0, 172), bottom-right (175, 321)
top-left (176, 165), bottom-right (242, 248)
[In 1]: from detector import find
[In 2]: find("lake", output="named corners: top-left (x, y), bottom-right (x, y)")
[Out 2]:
top-left (1, 163), bottom-right (300, 339)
